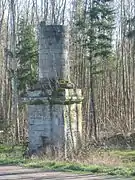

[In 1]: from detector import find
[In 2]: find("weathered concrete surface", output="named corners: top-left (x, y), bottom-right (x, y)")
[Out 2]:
top-left (0, 166), bottom-right (133, 180)
top-left (24, 23), bottom-right (83, 154)
top-left (39, 23), bottom-right (70, 81)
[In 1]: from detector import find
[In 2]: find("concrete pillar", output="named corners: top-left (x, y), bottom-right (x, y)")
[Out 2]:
top-left (22, 22), bottom-right (83, 157)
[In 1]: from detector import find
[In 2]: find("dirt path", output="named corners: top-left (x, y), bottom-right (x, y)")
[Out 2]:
top-left (0, 165), bottom-right (133, 180)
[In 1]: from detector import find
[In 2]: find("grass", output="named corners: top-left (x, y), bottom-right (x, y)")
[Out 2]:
top-left (1, 145), bottom-right (135, 177)
top-left (23, 158), bottom-right (135, 177)
top-left (0, 145), bottom-right (27, 165)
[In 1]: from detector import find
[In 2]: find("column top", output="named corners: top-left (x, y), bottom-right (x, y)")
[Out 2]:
top-left (39, 22), bottom-right (68, 33)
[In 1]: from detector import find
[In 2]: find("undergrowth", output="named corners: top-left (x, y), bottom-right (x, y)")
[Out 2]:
top-left (0, 145), bottom-right (135, 177)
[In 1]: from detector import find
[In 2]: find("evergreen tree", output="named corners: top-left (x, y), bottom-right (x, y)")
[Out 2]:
top-left (75, 0), bottom-right (115, 139)
top-left (127, 16), bottom-right (135, 39)
top-left (86, 0), bottom-right (115, 59)
top-left (16, 19), bottom-right (38, 92)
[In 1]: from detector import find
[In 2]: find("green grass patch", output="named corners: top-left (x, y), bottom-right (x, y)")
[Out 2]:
top-left (24, 159), bottom-right (104, 173)
top-left (0, 144), bottom-right (26, 165)
top-left (0, 158), bottom-right (26, 165)
top-left (111, 150), bottom-right (135, 158)
top-left (24, 159), bottom-right (135, 177)
top-left (0, 144), bottom-right (135, 177)
top-left (110, 150), bottom-right (135, 166)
